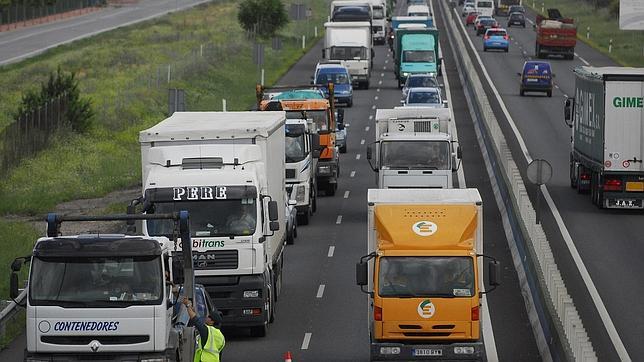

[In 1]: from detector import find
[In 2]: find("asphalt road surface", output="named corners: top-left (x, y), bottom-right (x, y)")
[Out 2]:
top-left (454, 2), bottom-right (642, 360)
top-left (0, 0), bottom-right (215, 66)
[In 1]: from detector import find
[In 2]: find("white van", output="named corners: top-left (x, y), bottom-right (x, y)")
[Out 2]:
top-left (407, 4), bottom-right (430, 17)
top-left (475, 0), bottom-right (494, 17)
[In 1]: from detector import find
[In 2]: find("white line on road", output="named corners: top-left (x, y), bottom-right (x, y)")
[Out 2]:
top-left (301, 333), bottom-right (312, 350)
top-left (377, 88), bottom-right (381, 92)
top-left (328, 246), bottom-right (335, 257)
top-left (381, 72), bottom-right (385, 77)
top-left (350, 171), bottom-right (356, 178)
top-left (385, 59), bottom-right (389, 64)
top-left (335, 215), bottom-right (343, 224)
top-left (365, 126), bottom-right (370, 131)
top-left (361, 139), bottom-right (365, 145)
top-left (369, 115), bottom-right (374, 120)
top-left (316, 284), bottom-right (326, 298)
top-left (379, 80), bottom-right (383, 85)
top-left (575, 52), bottom-right (591, 65)
top-left (344, 190), bottom-right (350, 199)
top-left (371, 105), bottom-right (376, 110)
top-left (356, 154), bottom-right (361, 160)
top-left (374, 96), bottom-right (379, 100)
top-left (383, 66), bottom-right (387, 70)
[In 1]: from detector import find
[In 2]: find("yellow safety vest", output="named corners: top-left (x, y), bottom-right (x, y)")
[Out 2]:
top-left (194, 325), bottom-right (225, 362)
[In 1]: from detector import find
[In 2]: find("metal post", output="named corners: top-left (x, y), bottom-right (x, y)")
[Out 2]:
top-left (302, 35), bottom-right (306, 49)
top-left (167, 65), bottom-right (171, 83)
top-left (222, 99), bottom-right (227, 112)
top-left (314, 26), bottom-right (318, 37)
top-left (586, 26), bottom-right (590, 39)
top-left (608, 39), bottom-right (613, 53)
top-left (261, 68), bottom-right (265, 86)
top-left (541, 2), bottom-right (544, 13)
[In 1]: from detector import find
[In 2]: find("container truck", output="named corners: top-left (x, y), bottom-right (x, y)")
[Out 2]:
top-left (495, 0), bottom-right (520, 16)
top-left (535, 8), bottom-right (576, 60)
top-left (137, 111), bottom-right (286, 337)
top-left (367, 107), bottom-right (461, 189)
top-left (368, 0), bottom-right (388, 44)
top-left (565, 66), bottom-right (644, 209)
top-left (324, 21), bottom-right (373, 89)
top-left (393, 27), bottom-right (441, 86)
top-left (10, 212), bottom-right (198, 361)
top-left (356, 189), bottom-right (500, 360)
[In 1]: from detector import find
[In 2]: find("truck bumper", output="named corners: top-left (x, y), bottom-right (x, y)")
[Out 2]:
top-left (316, 160), bottom-right (338, 184)
top-left (603, 192), bottom-right (644, 209)
top-left (539, 45), bottom-right (575, 55)
top-left (197, 274), bottom-right (269, 328)
top-left (370, 341), bottom-right (484, 361)
top-left (23, 350), bottom-right (175, 361)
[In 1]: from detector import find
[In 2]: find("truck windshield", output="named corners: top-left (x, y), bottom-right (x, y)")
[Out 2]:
top-left (402, 50), bottom-right (435, 63)
top-left (381, 141), bottom-right (450, 169)
top-left (30, 256), bottom-right (162, 306)
top-left (378, 256), bottom-right (474, 298)
top-left (286, 110), bottom-right (329, 132)
top-left (330, 46), bottom-right (367, 60)
top-left (286, 134), bottom-right (307, 163)
top-left (373, 7), bottom-right (385, 19)
top-left (147, 199), bottom-right (257, 237)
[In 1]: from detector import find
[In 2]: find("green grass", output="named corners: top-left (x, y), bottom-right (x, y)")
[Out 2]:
top-left (526, 0), bottom-right (644, 66)
top-left (0, 0), bottom-right (329, 215)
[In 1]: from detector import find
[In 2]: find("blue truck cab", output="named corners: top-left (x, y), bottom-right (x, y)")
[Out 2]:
top-left (519, 60), bottom-right (554, 97)
top-left (400, 33), bottom-right (437, 78)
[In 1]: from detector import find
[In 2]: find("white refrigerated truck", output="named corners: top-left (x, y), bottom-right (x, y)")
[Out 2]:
top-left (367, 107), bottom-right (461, 189)
top-left (565, 66), bottom-right (644, 209)
top-left (323, 21), bottom-right (373, 89)
top-left (138, 111), bottom-right (286, 337)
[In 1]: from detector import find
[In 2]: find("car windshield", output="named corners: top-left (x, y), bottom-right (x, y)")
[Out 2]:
top-left (408, 90), bottom-right (440, 104)
top-left (329, 46), bottom-right (367, 60)
top-left (30, 255), bottom-right (162, 306)
top-left (487, 30), bottom-right (506, 37)
top-left (477, 1), bottom-right (493, 8)
top-left (381, 141), bottom-right (450, 169)
top-left (286, 134), bottom-right (306, 163)
top-left (378, 257), bottom-right (475, 298)
top-left (317, 72), bottom-right (349, 85)
top-left (402, 50), bottom-right (435, 63)
top-left (147, 199), bottom-right (257, 237)
top-left (510, 13), bottom-right (524, 19)
top-left (481, 19), bottom-right (496, 25)
top-left (407, 76), bottom-right (438, 88)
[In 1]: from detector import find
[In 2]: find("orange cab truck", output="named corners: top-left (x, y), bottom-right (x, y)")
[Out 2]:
top-left (257, 84), bottom-right (342, 196)
top-left (356, 189), bottom-right (500, 360)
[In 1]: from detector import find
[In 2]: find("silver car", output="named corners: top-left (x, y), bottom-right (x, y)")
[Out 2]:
top-left (402, 73), bottom-right (441, 100)
top-left (401, 87), bottom-right (447, 108)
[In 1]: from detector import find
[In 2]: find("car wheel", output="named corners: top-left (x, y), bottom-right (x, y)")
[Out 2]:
top-left (547, 90), bottom-right (552, 97)
top-left (522, 24), bottom-right (526, 28)
top-left (286, 225), bottom-right (295, 244)
top-left (347, 98), bottom-right (353, 107)
top-left (326, 183), bottom-right (336, 196)
top-left (250, 323), bottom-right (268, 337)
top-left (483, 47), bottom-right (487, 52)
top-left (504, 48), bottom-right (509, 52)
top-left (364, 80), bottom-right (370, 90)
top-left (519, 89), bottom-right (524, 96)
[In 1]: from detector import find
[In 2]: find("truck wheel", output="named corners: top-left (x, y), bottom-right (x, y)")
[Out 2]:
top-left (519, 89), bottom-right (525, 96)
top-left (364, 80), bottom-right (370, 90)
top-left (569, 158), bottom-right (577, 188)
top-left (326, 183), bottom-right (336, 196)
top-left (547, 90), bottom-right (552, 97)
top-left (312, 190), bottom-right (317, 213)
top-left (286, 226), bottom-right (295, 244)
top-left (297, 211), bottom-right (310, 226)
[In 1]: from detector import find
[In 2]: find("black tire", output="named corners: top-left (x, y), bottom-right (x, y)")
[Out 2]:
top-left (523, 24), bottom-right (526, 28)
top-left (519, 89), bottom-right (525, 96)
top-left (504, 48), bottom-right (509, 53)
top-left (547, 90), bottom-right (552, 97)
top-left (286, 226), bottom-right (295, 244)
top-left (297, 211), bottom-right (310, 226)
top-left (483, 47), bottom-right (487, 52)
top-left (364, 80), bottom-right (370, 90)
top-left (326, 183), bottom-right (336, 196)
top-left (311, 189), bottom-right (317, 213)
top-left (569, 157), bottom-right (577, 189)
top-left (347, 98), bottom-right (353, 107)
top-left (340, 144), bottom-right (347, 153)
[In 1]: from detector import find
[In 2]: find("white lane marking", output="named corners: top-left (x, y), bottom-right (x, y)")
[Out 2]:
top-left (377, 88), bottom-right (381, 92)
top-left (336, 215), bottom-right (343, 224)
top-left (369, 115), bottom-right (374, 120)
top-left (328, 245), bottom-right (335, 257)
top-left (316, 284), bottom-right (326, 298)
top-left (381, 72), bottom-right (385, 77)
top-left (301, 332), bottom-right (312, 350)
top-left (554, 84), bottom-right (559, 89)
top-left (365, 126), bottom-right (370, 131)
top-left (344, 190), bottom-right (350, 199)
top-left (383, 65), bottom-right (387, 70)
top-left (374, 96), bottom-right (379, 100)
top-left (453, 4), bottom-right (630, 360)
top-left (385, 59), bottom-right (389, 64)
top-left (371, 105), bottom-right (376, 110)
top-left (379, 80), bottom-right (383, 85)
top-left (361, 139), bottom-right (365, 145)
top-left (345, 123), bottom-right (350, 127)
top-left (350, 170), bottom-right (356, 178)
top-left (575, 52), bottom-right (590, 65)
top-left (356, 154), bottom-right (361, 160)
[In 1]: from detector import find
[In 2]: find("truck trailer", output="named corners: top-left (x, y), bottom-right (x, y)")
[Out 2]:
top-left (566, 66), bottom-right (644, 209)
top-left (356, 189), bottom-right (500, 360)
top-left (367, 107), bottom-right (461, 189)
top-left (137, 111), bottom-right (286, 337)
top-left (535, 8), bottom-right (576, 60)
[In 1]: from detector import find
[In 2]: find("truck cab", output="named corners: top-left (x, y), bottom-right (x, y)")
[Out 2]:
top-left (323, 21), bottom-right (373, 89)
top-left (368, 0), bottom-right (387, 44)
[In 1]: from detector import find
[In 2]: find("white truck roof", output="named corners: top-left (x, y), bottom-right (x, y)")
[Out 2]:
top-left (140, 111), bottom-right (286, 143)
top-left (324, 21), bottom-right (372, 28)
top-left (575, 66), bottom-right (644, 80)
top-left (376, 107), bottom-right (450, 134)
top-left (368, 188), bottom-right (482, 205)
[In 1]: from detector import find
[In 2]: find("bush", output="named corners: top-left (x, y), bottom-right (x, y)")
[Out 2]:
top-left (237, 0), bottom-right (289, 39)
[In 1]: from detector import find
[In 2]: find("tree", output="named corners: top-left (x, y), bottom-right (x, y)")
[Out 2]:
top-left (238, 0), bottom-right (289, 39)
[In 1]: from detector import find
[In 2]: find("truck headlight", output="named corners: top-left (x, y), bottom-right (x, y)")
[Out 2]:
top-left (243, 290), bottom-right (260, 298)
top-left (318, 165), bottom-right (331, 175)
top-left (454, 346), bottom-right (475, 354)
top-left (402, 72), bottom-right (409, 77)
top-left (296, 186), bottom-right (306, 202)
top-left (379, 347), bottom-right (401, 355)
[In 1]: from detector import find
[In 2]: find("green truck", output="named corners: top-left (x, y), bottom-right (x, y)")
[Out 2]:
top-left (393, 27), bottom-right (441, 88)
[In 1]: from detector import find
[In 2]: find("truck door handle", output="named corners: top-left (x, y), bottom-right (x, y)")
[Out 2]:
top-left (422, 171), bottom-right (433, 174)
top-left (398, 171), bottom-right (408, 174)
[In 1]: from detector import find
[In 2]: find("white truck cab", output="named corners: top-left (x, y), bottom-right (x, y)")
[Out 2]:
top-left (324, 21), bottom-right (373, 89)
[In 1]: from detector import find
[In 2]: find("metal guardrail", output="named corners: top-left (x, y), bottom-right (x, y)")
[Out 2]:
top-left (438, 0), bottom-right (597, 360)
top-left (0, 289), bottom-right (26, 349)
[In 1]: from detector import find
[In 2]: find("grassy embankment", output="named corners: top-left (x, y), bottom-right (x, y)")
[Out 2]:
top-left (526, 0), bottom-right (644, 67)
top-left (0, 0), bottom-right (328, 348)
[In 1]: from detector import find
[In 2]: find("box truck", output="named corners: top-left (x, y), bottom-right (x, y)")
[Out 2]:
top-left (393, 27), bottom-right (441, 86)
top-left (324, 21), bottom-right (373, 89)
top-left (566, 66), bottom-right (644, 209)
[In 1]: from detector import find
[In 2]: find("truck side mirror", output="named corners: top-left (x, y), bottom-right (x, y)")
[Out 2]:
top-left (311, 134), bottom-right (321, 158)
top-left (564, 97), bottom-right (574, 128)
top-left (366, 145), bottom-right (373, 160)
top-left (11, 258), bottom-right (23, 272)
top-left (268, 200), bottom-right (279, 221)
top-left (322, 49), bottom-right (326, 58)
top-left (338, 123), bottom-right (345, 131)
top-left (488, 260), bottom-right (501, 287)
top-left (172, 259), bottom-right (185, 285)
top-left (10, 272), bottom-right (19, 299)
top-left (356, 262), bottom-right (368, 286)
top-left (269, 221), bottom-right (280, 231)
top-left (457, 146), bottom-right (463, 159)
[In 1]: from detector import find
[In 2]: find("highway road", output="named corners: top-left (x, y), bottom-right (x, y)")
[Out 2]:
top-left (0, 0), bottom-right (214, 66)
top-left (453, 2), bottom-right (642, 360)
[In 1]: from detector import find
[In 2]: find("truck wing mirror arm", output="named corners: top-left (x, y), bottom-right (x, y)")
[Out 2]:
top-left (356, 252), bottom-right (377, 296)
top-left (477, 254), bottom-right (501, 295)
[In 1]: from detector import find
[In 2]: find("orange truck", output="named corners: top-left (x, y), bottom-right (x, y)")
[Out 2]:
top-left (356, 188), bottom-right (500, 360)
top-left (535, 8), bottom-right (577, 60)
top-left (256, 84), bottom-right (342, 196)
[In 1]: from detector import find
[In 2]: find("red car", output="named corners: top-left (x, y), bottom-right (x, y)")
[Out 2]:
top-left (476, 18), bottom-right (499, 36)
top-left (466, 11), bottom-right (480, 26)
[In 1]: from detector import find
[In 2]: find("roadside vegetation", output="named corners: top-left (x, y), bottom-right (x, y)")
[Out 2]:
top-left (526, 0), bottom-right (644, 66)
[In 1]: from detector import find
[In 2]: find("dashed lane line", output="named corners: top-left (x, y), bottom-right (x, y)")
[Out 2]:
top-left (336, 215), bottom-right (343, 224)
top-left (361, 139), bottom-right (365, 145)
top-left (356, 154), bottom-right (361, 160)
top-left (328, 246), bottom-right (335, 257)
top-left (344, 190), bottom-right (350, 199)
top-left (301, 333), bottom-right (312, 350)
top-left (316, 284), bottom-right (326, 298)
top-left (350, 171), bottom-right (356, 178)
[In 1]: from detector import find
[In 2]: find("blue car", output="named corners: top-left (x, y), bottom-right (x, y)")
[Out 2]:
top-left (518, 60), bottom-right (554, 97)
top-left (312, 62), bottom-right (354, 107)
top-left (483, 28), bottom-right (509, 52)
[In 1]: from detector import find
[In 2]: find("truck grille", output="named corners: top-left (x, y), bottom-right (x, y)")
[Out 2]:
top-left (194, 250), bottom-right (239, 270)
top-left (41, 335), bottom-right (149, 345)
top-left (285, 169), bottom-right (296, 179)
top-left (414, 121), bottom-right (434, 132)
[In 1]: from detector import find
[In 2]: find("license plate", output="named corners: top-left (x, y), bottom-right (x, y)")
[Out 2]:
top-left (626, 182), bottom-right (644, 192)
top-left (494, 42), bottom-right (502, 45)
top-left (413, 349), bottom-right (442, 356)
top-left (609, 199), bottom-right (643, 208)
top-left (527, 78), bottom-right (539, 82)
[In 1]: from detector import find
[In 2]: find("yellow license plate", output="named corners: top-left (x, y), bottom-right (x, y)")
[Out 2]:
top-left (626, 182), bottom-right (644, 192)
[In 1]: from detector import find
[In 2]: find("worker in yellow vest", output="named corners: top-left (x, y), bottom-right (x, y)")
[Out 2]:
top-left (181, 297), bottom-right (226, 361)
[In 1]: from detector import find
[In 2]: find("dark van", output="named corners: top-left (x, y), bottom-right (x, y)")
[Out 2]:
top-left (519, 61), bottom-right (554, 97)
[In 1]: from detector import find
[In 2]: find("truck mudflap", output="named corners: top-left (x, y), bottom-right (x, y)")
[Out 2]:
top-left (370, 341), bottom-right (484, 361)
